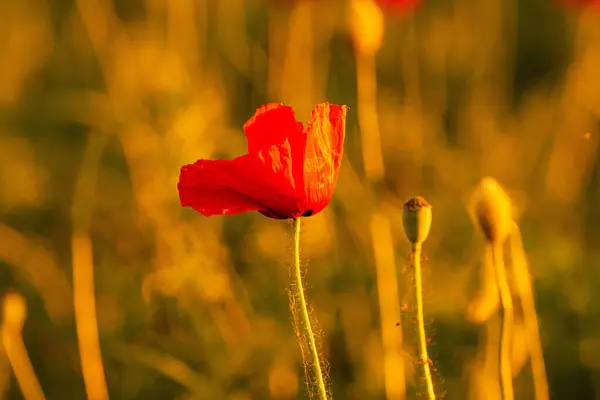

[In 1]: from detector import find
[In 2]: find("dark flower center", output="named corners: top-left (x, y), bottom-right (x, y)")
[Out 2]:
top-left (302, 210), bottom-right (313, 217)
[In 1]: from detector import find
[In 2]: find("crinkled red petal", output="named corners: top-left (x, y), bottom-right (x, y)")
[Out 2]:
top-left (179, 102), bottom-right (348, 219)
top-left (301, 103), bottom-right (348, 217)
top-left (178, 141), bottom-right (303, 218)
top-left (243, 104), bottom-right (304, 153)
top-left (244, 103), bottom-right (307, 213)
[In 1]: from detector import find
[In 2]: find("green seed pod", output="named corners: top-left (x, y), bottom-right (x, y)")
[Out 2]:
top-left (470, 177), bottom-right (513, 244)
top-left (402, 196), bottom-right (432, 245)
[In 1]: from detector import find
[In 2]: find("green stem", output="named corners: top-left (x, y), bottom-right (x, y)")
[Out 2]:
top-left (412, 243), bottom-right (436, 400)
top-left (292, 218), bottom-right (328, 400)
top-left (492, 240), bottom-right (514, 400)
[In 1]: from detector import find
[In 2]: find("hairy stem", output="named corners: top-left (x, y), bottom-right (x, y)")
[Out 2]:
top-left (492, 240), bottom-right (514, 400)
top-left (412, 243), bottom-right (436, 400)
top-left (292, 218), bottom-right (328, 400)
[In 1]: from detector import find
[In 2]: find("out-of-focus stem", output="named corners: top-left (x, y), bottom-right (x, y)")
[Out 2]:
top-left (356, 53), bottom-right (385, 182)
top-left (482, 316), bottom-right (502, 400)
top-left (400, 19), bottom-right (422, 106)
top-left (110, 343), bottom-right (220, 398)
top-left (357, 46), bottom-right (405, 399)
top-left (72, 134), bottom-right (109, 400)
top-left (412, 243), bottom-right (435, 400)
top-left (370, 213), bottom-right (406, 400)
top-left (279, 1), bottom-right (316, 117)
top-left (400, 18), bottom-right (424, 188)
top-left (292, 218), bottom-right (328, 400)
top-left (1, 292), bottom-right (46, 400)
top-left (72, 233), bottom-right (108, 400)
top-left (509, 224), bottom-right (549, 400)
top-left (491, 240), bottom-right (514, 400)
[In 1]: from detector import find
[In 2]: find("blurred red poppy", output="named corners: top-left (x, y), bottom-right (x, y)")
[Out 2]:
top-left (376, 0), bottom-right (422, 12)
top-left (178, 103), bottom-right (348, 219)
top-left (558, 0), bottom-right (600, 6)
top-left (557, 0), bottom-right (600, 5)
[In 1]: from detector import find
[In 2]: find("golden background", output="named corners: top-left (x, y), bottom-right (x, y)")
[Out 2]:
top-left (1, 0), bottom-right (599, 399)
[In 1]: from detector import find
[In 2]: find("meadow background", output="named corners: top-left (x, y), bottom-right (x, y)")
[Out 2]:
top-left (1, 0), bottom-right (600, 399)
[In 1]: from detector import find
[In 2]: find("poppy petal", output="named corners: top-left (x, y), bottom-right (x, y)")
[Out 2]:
top-left (243, 103), bottom-right (305, 153)
top-left (301, 103), bottom-right (348, 216)
top-left (178, 141), bottom-right (302, 218)
top-left (243, 103), bottom-right (307, 213)
top-left (179, 157), bottom-right (261, 216)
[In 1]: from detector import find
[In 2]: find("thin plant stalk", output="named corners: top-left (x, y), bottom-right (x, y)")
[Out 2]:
top-left (110, 343), bottom-right (222, 398)
top-left (510, 224), bottom-right (549, 400)
top-left (400, 17), bottom-right (424, 189)
top-left (1, 293), bottom-right (46, 400)
top-left (72, 234), bottom-right (109, 400)
top-left (482, 316), bottom-right (502, 400)
top-left (1, 331), bottom-right (46, 400)
top-left (278, 1), bottom-right (317, 116)
top-left (72, 134), bottom-right (109, 400)
top-left (471, 244), bottom-right (502, 400)
top-left (370, 213), bottom-right (406, 400)
top-left (356, 44), bottom-right (406, 400)
top-left (356, 52), bottom-right (385, 181)
top-left (467, 244), bottom-right (502, 400)
top-left (491, 240), bottom-right (514, 400)
top-left (411, 243), bottom-right (436, 400)
top-left (292, 218), bottom-right (328, 400)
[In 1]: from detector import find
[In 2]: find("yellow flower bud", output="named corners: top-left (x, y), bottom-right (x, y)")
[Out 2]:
top-left (2, 290), bottom-right (27, 332)
top-left (470, 177), bottom-right (513, 244)
top-left (402, 196), bottom-right (432, 245)
top-left (348, 0), bottom-right (385, 56)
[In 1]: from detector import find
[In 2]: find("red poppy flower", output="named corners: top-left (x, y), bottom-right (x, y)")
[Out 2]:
top-left (178, 103), bottom-right (348, 219)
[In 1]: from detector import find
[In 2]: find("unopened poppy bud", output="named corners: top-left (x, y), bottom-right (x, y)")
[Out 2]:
top-left (2, 290), bottom-right (27, 332)
top-left (402, 196), bottom-right (432, 245)
top-left (470, 177), bottom-right (513, 244)
top-left (349, 0), bottom-right (385, 56)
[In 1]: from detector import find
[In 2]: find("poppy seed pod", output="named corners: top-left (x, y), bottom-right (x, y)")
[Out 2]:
top-left (402, 196), bottom-right (432, 245)
top-left (470, 177), bottom-right (513, 244)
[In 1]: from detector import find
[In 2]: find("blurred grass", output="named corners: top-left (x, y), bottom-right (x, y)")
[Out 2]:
top-left (1, 0), bottom-right (600, 399)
